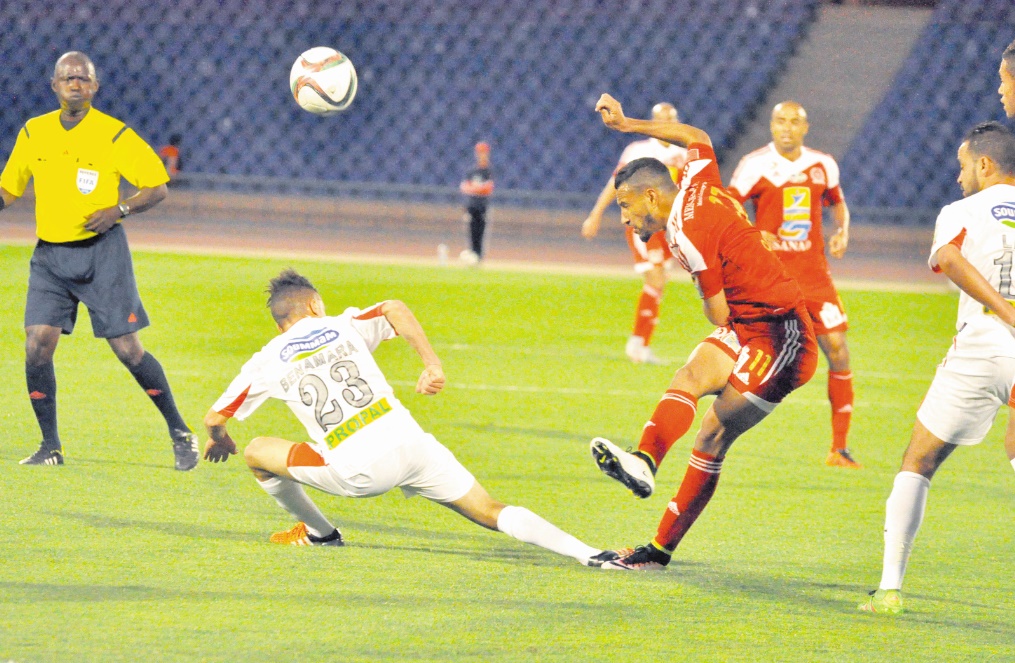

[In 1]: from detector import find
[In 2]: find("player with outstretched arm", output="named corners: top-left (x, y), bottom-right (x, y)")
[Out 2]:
top-left (859, 122), bottom-right (1015, 614)
top-left (203, 269), bottom-right (618, 566)
top-left (589, 94), bottom-right (818, 570)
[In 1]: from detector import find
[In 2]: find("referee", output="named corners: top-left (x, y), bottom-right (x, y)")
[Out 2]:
top-left (0, 52), bottom-right (199, 470)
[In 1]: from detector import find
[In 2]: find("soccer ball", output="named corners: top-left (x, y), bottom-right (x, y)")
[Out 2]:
top-left (289, 47), bottom-right (358, 115)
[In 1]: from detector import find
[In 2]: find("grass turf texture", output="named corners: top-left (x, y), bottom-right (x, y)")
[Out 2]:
top-left (1, 244), bottom-right (1013, 662)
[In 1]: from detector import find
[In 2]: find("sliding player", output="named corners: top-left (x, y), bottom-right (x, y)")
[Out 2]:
top-left (203, 269), bottom-right (616, 567)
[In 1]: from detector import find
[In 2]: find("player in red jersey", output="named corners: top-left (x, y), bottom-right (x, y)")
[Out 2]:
top-left (728, 101), bottom-right (859, 469)
top-left (582, 102), bottom-right (687, 364)
top-left (589, 94), bottom-right (819, 570)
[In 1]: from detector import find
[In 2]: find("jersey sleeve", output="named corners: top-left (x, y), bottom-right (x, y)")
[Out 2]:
top-left (681, 143), bottom-right (723, 188)
top-left (211, 356), bottom-right (272, 421)
top-left (0, 125), bottom-right (33, 196)
top-left (928, 203), bottom-right (967, 272)
top-left (727, 156), bottom-right (758, 202)
top-left (348, 304), bottom-right (398, 351)
top-left (112, 128), bottom-right (170, 189)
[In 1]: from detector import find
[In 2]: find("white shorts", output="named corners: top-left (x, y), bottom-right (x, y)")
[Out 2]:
top-left (916, 353), bottom-right (1015, 445)
top-left (287, 433), bottom-right (476, 503)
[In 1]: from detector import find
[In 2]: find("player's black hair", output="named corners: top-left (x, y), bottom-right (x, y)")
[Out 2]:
top-left (267, 269), bottom-right (319, 324)
top-left (1004, 38), bottom-right (1015, 71)
top-left (614, 157), bottom-right (673, 190)
top-left (169, 134), bottom-right (182, 146)
top-left (963, 121), bottom-right (1015, 175)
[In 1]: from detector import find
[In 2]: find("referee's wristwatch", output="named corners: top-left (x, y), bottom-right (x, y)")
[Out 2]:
top-left (117, 202), bottom-right (130, 218)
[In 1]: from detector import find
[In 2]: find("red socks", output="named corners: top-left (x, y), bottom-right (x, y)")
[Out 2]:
top-left (637, 389), bottom-right (698, 468)
top-left (828, 370), bottom-right (854, 451)
top-left (653, 449), bottom-right (723, 551)
top-left (632, 284), bottom-right (662, 346)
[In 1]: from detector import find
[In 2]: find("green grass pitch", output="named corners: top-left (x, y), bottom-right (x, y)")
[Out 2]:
top-left (1, 244), bottom-right (1013, 662)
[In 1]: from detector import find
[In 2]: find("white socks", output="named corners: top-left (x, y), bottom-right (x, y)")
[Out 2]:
top-left (257, 476), bottom-right (335, 538)
top-left (496, 505), bottom-right (599, 564)
top-left (879, 471), bottom-right (931, 591)
top-left (1010, 458), bottom-right (1015, 474)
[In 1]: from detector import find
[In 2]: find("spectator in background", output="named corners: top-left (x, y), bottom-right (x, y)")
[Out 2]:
top-left (159, 134), bottom-right (183, 182)
top-left (459, 142), bottom-right (493, 265)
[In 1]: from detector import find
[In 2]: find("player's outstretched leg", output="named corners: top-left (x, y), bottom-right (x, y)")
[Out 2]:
top-left (604, 385), bottom-right (767, 571)
top-left (108, 333), bottom-right (199, 471)
top-left (442, 480), bottom-right (607, 566)
top-left (21, 326), bottom-right (64, 466)
top-left (244, 436), bottom-right (343, 546)
top-left (591, 339), bottom-right (735, 495)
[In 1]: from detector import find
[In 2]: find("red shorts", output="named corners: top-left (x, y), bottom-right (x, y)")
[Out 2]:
top-left (799, 277), bottom-right (848, 335)
top-left (702, 326), bottom-right (741, 361)
top-left (625, 226), bottom-right (673, 273)
top-left (728, 308), bottom-right (818, 412)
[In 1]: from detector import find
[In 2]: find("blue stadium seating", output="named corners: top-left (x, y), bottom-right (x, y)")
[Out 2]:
top-left (840, 0), bottom-right (1014, 219)
top-left (0, 0), bottom-right (819, 195)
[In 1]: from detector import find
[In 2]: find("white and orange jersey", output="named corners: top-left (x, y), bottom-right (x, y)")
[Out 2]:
top-left (728, 144), bottom-right (844, 282)
top-left (616, 138), bottom-right (687, 181)
top-left (929, 183), bottom-right (1015, 357)
top-left (211, 304), bottom-right (419, 453)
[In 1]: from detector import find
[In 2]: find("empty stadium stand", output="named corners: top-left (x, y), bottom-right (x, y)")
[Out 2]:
top-left (840, 0), bottom-right (1015, 221)
top-left (0, 0), bottom-right (818, 196)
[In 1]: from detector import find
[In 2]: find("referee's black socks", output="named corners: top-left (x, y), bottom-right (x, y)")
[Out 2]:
top-left (26, 361), bottom-right (61, 450)
top-left (127, 352), bottom-right (190, 434)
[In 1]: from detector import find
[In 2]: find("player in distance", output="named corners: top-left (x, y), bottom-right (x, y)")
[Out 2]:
top-left (589, 94), bottom-right (818, 571)
top-left (729, 101), bottom-right (859, 469)
top-left (999, 38), bottom-right (1015, 119)
top-left (858, 123), bottom-right (1015, 614)
top-left (582, 102), bottom-right (687, 364)
top-left (203, 269), bottom-right (616, 566)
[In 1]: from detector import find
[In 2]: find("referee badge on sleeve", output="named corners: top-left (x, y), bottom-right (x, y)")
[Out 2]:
top-left (76, 168), bottom-right (99, 194)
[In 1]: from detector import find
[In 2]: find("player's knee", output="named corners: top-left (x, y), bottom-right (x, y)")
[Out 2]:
top-left (25, 333), bottom-right (57, 365)
top-left (244, 438), bottom-right (267, 467)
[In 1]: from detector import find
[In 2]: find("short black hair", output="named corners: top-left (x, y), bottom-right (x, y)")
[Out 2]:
top-left (963, 121), bottom-right (1015, 176)
top-left (169, 134), bottom-right (182, 146)
top-left (267, 269), bottom-right (318, 324)
top-left (614, 157), bottom-right (673, 190)
top-left (1004, 38), bottom-right (1015, 71)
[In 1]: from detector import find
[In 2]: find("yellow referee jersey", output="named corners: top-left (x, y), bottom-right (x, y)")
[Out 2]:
top-left (0, 108), bottom-right (169, 243)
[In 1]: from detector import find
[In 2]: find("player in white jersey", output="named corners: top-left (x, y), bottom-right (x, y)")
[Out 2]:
top-left (203, 269), bottom-right (617, 567)
top-left (859, 122), bottom-right (1015, 614)
top-left (582, 102), bottom-right (687, 364)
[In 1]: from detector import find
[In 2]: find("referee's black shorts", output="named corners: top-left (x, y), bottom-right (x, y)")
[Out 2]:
top-left (26, 223), bottom-right (150, 338)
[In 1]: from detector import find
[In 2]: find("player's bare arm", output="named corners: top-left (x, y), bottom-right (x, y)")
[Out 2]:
top-left (936, 243), bottom-right (1015, 327)
top-left (828, 201), bottom-right (850, 259)
top-left (582, 177), bottom-right (617, 239)
top-left (701, 290), bottom-right (730, 326)
top-left (84, 183), bottom-right (168, 233)
top-left (596, 94), bottom-right (711, 147)
top-left (202, 409), bottom-right (239, 462)
top-left (379, 300), bottom-right (446, 395)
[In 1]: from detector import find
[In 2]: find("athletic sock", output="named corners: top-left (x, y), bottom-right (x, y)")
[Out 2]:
top-left (828, 370), bottom-right (854, 452)
top-left (879, 471), bottom-right (930, 591)
top-left (1011, 458), bottom-right (1015, 474)
top-left (632, 284), bottom-right (662, 346)
top-left (126, 352), bottom-right (189, 433)
top-left (256, 476), bottom-right (336, 538)
top-left (496, 505), bottom-right (600, 563)
top-left (653, 449), bottom-right (723, 551)
top-left (637, 389), bottom-right (697, 469)
top-left (26, 361), bottom-right (60, 450)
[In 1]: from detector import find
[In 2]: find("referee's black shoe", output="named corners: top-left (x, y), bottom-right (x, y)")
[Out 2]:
top-left (171, 429), bottom-right (200, 471)
top-left (19, 443), bottom-right (64, 466)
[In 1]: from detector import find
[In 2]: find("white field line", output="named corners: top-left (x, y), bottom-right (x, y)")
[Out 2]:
top-left (387, 379), bottom-right (919, 408)
top-left (0, 238), bottom-right (952, 292)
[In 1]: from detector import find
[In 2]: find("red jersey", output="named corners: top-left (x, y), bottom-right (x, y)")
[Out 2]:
top-left (665, 143), bottom-right (804, 324)
top-left (728, 144), bottom-right (844, 286)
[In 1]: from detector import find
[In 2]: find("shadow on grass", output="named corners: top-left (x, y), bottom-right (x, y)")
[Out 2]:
top-left (49, 511), bottom-right (259, 542)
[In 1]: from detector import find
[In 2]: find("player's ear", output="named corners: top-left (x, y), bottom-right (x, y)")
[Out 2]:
top-left (308, 294), bottom-right (326, 317)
